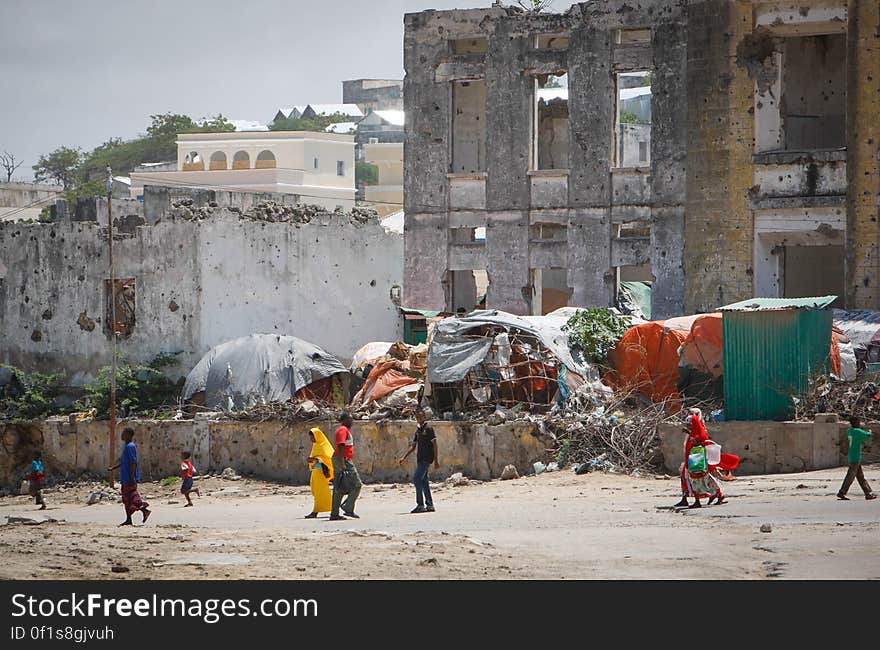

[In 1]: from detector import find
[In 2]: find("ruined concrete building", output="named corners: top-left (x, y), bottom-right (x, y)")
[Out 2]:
top-left (403, 1), bottom-right (880, 318)
top-left (0, 187), bottom-right (403, 383)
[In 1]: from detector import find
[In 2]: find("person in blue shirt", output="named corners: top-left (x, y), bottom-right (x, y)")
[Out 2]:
top-left (27, 451), bottom-right (46, 510)
top-left (108, 428), bottom-right (151, 526)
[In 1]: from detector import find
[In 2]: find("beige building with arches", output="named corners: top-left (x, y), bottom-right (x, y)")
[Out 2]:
top-left (130, 131), bottom-right (356, 210)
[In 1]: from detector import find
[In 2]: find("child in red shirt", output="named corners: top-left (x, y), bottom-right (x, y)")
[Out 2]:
top-left (179, 451), bottom-right (200, 507)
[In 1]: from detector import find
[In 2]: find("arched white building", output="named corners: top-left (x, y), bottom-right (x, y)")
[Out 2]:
top-left (131, 131), bottom-right (356, 210)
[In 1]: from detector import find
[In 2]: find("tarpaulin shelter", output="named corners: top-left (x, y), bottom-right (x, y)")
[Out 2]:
top-left (349, 341), bottom-right (427, 408)
top-left (608, 304), bottom-right (853, 410)
top-left (182, 333), bottom-right (348, 410)
top-left (605, 314), bottom-right (707, 405)
top-left (832, 309), bottom-right (880, 368)
top-left (425, 309), bottom-right (604, 411)
top-left (677, 313), bottom-right (724, 400)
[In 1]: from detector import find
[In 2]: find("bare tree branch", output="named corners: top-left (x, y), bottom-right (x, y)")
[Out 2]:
top-left (0, 151), bottom-right (24, 183)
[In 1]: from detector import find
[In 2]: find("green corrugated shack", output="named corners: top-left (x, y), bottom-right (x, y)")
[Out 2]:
top-left (719, 296), bottom-right (836, 421)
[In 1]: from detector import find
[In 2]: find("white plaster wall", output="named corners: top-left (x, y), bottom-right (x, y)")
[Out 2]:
top-left (0, 209), bottom-right (403, 381)
top-left (196, 211), bottom-right (402, 364)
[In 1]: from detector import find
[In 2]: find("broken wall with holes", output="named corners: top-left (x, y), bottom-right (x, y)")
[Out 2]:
top-left (685, 0), bottom-right (880, 313)
top-left (0, 193), bottom-right (403, 385)
top-left (403, 1), bottom-right (687, 318)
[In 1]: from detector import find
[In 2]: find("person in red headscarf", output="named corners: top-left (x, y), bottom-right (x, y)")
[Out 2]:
top-left (674, 408), bottom-right (725, 508)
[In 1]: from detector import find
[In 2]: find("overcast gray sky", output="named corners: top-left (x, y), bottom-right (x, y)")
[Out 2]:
top-left (0, 0), bottom-right (573, 181)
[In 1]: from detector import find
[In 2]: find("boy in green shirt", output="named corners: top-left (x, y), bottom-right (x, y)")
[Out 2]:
top-left (837, 416), bottom-right (877, 501)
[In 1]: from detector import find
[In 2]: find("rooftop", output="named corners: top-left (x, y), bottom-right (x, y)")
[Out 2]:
top-left (718, 296), bottom-right (838, 312)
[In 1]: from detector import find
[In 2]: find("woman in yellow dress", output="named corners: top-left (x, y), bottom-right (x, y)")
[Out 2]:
top-left (305, 427), bottom-right (334, 518)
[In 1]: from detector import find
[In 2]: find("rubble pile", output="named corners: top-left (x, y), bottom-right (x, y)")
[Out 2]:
top-left (793, 374), bottom-right (880, 421)
top-left (168, 199), bottom-right (379, 226)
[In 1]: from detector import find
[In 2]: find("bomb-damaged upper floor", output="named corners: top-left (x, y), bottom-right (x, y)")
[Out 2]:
top-left (402, 1), bottom-right (876, 317)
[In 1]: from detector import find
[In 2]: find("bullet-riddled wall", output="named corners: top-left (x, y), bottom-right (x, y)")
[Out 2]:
top-left (403, 1), bottom-right (687, 318)
top-left (0, 419), bottom-right (548, 489)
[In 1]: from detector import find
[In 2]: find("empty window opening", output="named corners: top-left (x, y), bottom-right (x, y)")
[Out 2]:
top-left (534, 33), bottom-right (569, 50)
top-left (615, 71), bottom-right (652, 167)
top-left (337, 160), bottom-right (345, 176)
top-left (104, 278), bottom-right (136, 339)
top-left (534, 73), bottom-right (569, 170)
top-left (783, 245), bottom-right (844, 307)
top-left (450, 37), bottom-right (488, 54)
top-left (183, 152), bottom-right (203, 171)
top-left (209, 151), bottom-right (227, 171)
top-left (314, 157), bottom-right (319, 169)
top-left (531, 268), bottom-right (569, 315)
top-left (616, 221), bottom-right (651, 239)
top-left (255, 150), bottom-right (276, 169)
top-left (450, 227), bottom-right (485, 244)
top-left (617, 28), bottom-right (651, 45)
top-left (530, 224), bottom-right (567, 241)
top-left (451, 79), bottom-right (487, 173)
top-left (232, 150), bottom-right (250, 170)
top-left (450, 269), bottom-right (488, 313)
top-left (781, 34), bottom-right (846, 151)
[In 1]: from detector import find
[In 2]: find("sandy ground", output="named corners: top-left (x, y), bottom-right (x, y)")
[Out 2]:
top-left (1, 464), bottom-right (878, 580)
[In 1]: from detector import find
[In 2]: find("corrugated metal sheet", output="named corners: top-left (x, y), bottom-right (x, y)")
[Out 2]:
top-left (718, 296), bottom-right (837, 311)
top-left (719, 296), bottom-right (837, 312)
top-left (723, 308), bottom-right (832, 420)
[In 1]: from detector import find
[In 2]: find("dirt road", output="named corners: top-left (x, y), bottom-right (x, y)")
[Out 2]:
top-left (1, 464), bottom-right (878, 580)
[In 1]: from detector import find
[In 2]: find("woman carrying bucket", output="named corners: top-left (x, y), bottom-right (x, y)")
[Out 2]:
top-left (674, 407), bottom-right (725, 508)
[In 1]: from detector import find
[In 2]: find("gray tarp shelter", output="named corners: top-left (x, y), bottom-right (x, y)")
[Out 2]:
top-left (427, 309), bottom-right (595, 384)
top-left (182, 333), bottom-right (347, 410)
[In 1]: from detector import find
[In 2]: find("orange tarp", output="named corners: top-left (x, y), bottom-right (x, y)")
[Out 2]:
top-left (680, 313), bottom-right (723, 378)
top-left (351, 359), bottom-right (419, 406)
top-left (609, 312), bottom-right (845, 405)
top-left (605, 316), bottom-right (700, 404)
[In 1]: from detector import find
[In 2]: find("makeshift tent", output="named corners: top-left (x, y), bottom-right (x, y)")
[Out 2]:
top-left (832, 309), bottom-right (880, 368)
top-left (608, 308), bottom-right (854, 409)
top-left (350, 342), bottom-right (427, 408)
top-left (182, 333), bottom-right (348, 410)
top-left (677, 313), bottom-right (724, 401)
top-left (425, 309), bottom-right (606, 411)
top-left (605, 314), bottom-right (705, 405)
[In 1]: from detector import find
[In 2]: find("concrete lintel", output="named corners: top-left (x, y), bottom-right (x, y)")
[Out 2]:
top-left (448, 210), bottom-right (487, 228)
top-left (448, 242), bottom-right (487, 271)
top-left (611, 236), bottom-right (650, 267)
top-left (434, 61), bottom-right (486, 83)
top-left (751, 195), bottom-right (846, 211)
top-left (529, 208), bottom-right (570, 225)
top-left (530, 240), bottom-right (568, 269)
top-left (752, 149), bottom-right (848, 165)
top-left (612, 45), bottom-right (652, 71)
top-left (611, 206), bottom-right (652, 223)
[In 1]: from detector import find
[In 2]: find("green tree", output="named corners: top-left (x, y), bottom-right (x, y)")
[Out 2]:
top-left (561, 308), bottom-right (631, 365)
top-left (32, 146), bottom-right (83, 189)
top-left (269, 112), bottom-right (351, 132)
top-left (356, 161), bottom-right (379, 186)
top-left (619, 110), bottom-right (641, 125)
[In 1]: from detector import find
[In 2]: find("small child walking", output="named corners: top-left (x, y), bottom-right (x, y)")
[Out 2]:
top-left (837, 416), bottom-right (877, 501)
top-left (28, 451), bottom-right (46, 510)
top-left (180, 451), bottom-right (200, 507)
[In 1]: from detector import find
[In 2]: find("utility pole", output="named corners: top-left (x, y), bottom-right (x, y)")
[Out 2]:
top-left (107, 166), bottom-right (117, 488)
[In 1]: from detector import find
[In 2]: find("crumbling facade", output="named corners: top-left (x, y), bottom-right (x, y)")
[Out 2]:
top-left (403, 1), bottom-right (880, 316)
top-left (686, 0), bottom-right (880, 313)
top-left (0, 188), bottom-right (403, 384)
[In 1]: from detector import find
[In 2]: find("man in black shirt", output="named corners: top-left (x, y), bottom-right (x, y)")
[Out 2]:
top-left (398, 409), bottom-right (439, 513)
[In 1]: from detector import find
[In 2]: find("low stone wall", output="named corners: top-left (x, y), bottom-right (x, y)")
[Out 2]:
top-left (0, 418), bottom-right (548, 488)
top-left (657, 414), bottom-right (877, 475)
